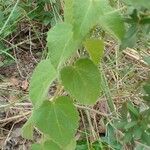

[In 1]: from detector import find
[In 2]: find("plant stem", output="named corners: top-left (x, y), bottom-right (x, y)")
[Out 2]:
top-left (100, 67), bottom-right (116, 114)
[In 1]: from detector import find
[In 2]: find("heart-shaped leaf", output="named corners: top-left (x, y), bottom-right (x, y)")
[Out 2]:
top-left (32, 96), bottom-right (79, 147)
top-left (60, 58), bottom-right (101, 105)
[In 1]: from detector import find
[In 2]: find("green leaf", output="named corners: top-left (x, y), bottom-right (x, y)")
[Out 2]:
top-left (114, 120), bottom-right (128, 129)
top-left (124, 132), bottom-right (133, 143)
top-left (32, 96), bottom-right (79, 147)
top-left (127, 102), bottom-right (139, 118)
top-left (72, 0), bottom-right (102, 39)
top-left (102, 124), bottom-right (122, 150)
top-left (133, 126), bottom-right (142, 139)
top-left (143, 82), bottom-right (150, 105)
top-left (32, 144), bottom-right (42, 150)
top-left (65, 0), bottom-right (125, 43)
top-left (31, 139), bottom-right (76, 150)
top-left (29, 59), bottom-right (57, 107)
top-left (143, 56), bottom-right (150, 65)
top-left (31, 141), bottom-right (60, 150)
top-left (21, 116), bottom-right (34, 140)
top-left (143, 82), bottom-right (150, 95)
top-left (84, 39), bottom-right (104, 65)
top-left (43, 141), bottom-right (61, 150)
top-left (65, 138), bottom-right (76, 150)
top-left (64, 0), bottom-right (74, 24)
top-left (122, 0), bottom-right (150, 9)
top-left (47, 23), bottom-right (77, 69)
top-left (141, 132), bottom-right (150, 146)
top-left (76, 141), bottom-right (89, 150)
top-left (120, 103), bottom-right (128, 121)
top-left (135, 144), bottom-right (145, 150)
top-left (60, 58), bottom-right (101, 105)
top-left (0, 61), bottom-right (4, 67)
top-left (72, 0), bottom-right (125, 41)
top-left (98, 0), bottom-right (125, 41)
top-left (121, 24), bottom-right (138, 49)
top-left (124, 121), bottom-right (137, 130)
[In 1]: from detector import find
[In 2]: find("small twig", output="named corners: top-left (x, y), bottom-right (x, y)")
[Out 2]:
top-left (135, 141), bottom-right (150, 149)
top-left (85, 110), bottom-right (98, 141)
top-left (80, 110), bottom-right (91, 150)
top-left (3, 122), bottom-right (15, 148)
top-left (13, 48), bottom-right (25, 78)
top-left (75, 104), bottom-right (111, 117)
top-left (0, 102), bottom-right (32, 109)
top-left (123, 48), bottom-right (149, 66)
top-left (29, 27), bottom-right (38, 63)
top-left (0, 111), bottom-right (31, 124)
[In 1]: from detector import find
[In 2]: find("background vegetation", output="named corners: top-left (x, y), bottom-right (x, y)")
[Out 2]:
top-left (0, 0), bottom-right (150, 149)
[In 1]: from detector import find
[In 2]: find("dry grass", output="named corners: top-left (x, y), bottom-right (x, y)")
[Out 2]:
top-left (1, 38), bottom-right (150, 149)
top-left (0, 1), bottom-right (150, 149)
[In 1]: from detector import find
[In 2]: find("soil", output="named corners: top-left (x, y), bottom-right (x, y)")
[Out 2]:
top-left (0, 46), bottom-right (109, 149)
top-left (0, 25), bottom-right (149, 150)
top-left (0, 24), bottom-right (45, 149)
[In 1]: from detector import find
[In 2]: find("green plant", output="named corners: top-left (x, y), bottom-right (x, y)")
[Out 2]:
top-left (20, 0), bottom-right (62, 26)
top-left (114, 100), bottom-right (150, 147)
top-left (0, 0), bottom-right (62, 67)
top-left (20, 0), bottom-right (150, 149)
top-left (121, 0), bottom-right (150, 49)
top-left (0, 0), bottom-right (22, 37)
top-left (22, 0), bottom-right (125, 149)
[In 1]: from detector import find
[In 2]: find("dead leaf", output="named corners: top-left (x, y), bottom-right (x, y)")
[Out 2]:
top-left (21, 80), bottom-right (29, 90)
top-left (10, 78), bottom-right (19, 86)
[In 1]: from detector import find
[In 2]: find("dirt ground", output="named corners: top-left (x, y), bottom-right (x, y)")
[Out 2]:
top-left (0, 26), bottom-right (150, 149)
